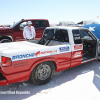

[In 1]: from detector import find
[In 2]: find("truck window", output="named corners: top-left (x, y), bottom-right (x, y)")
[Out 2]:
top-left (35, 20), bottom-right (47, 28)
top-left (17, 21), bottom-right (32, 30)
top-left (72, 30), bottom-right (82, 44)
top-left (43, 29), bottom-right (54, 39)
top-left (79, 30), bottom-right (96, 40)
top-left (54, 30), bottom-right (69, 42)
top-left (38, 29), bottom-right (69, 46)
top-left (19, 21), bottom-right (28, 30)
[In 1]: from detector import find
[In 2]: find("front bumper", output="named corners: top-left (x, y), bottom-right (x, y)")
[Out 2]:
top-left (0, 73), bottom-right (8, 86)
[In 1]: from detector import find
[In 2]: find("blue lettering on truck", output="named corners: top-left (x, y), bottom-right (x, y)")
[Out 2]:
top-left (12, 53), bottom-right (35, 60)
top-left (59, 46), bottom-right (70, 52)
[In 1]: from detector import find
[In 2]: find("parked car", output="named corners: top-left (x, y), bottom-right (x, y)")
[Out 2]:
top-left (0, 19), bottom-right (50, 43)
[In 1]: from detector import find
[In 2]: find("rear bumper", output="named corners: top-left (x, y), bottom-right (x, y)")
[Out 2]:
top-left (0, 73), bottom-right (8, 86)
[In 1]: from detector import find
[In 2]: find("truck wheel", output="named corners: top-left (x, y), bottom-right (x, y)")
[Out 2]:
top-left (98, 56), bottom-right (100, 61)
top-left (0, 39), bottom-right (11, 43)
top-left (30, 62), bottom-right (55, 85)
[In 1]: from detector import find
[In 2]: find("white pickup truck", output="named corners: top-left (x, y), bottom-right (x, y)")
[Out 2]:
top-left (0, 26), bottom-right (99, 86)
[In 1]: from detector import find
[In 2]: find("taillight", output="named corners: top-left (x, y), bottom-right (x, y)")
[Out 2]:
top-left (1, 56), bottom-right (12, 67)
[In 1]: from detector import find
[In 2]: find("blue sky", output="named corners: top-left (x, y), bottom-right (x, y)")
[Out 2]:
top-left (0, 0), bottom-right (100, 25)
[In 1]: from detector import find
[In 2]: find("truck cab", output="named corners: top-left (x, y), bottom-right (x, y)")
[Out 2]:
top-left (0, 19), bottom-right (49, 43)
top-left (38, 27), bottom-right (99, 63)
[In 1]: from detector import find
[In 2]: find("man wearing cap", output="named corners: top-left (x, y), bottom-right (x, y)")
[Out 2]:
top-left (23, 21), bottom-right (36, 41)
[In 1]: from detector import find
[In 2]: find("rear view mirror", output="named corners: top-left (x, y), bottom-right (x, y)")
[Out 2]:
top-left (19, 24), bottom-right (24, 30)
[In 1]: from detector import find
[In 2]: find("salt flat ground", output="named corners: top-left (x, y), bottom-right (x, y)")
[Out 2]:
top-left (0, 60), bottom-right (100, 100)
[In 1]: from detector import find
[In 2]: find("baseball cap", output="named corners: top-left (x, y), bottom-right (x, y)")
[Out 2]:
top-left (27, 21), bottom-right (32, 25)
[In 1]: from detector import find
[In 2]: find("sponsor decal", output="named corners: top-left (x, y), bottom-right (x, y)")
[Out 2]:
top-left (12, 53), bottom-right (35, 60)
top-left (35, 50), bottom-right (57, 57)
top-left (14, 62), bottom-right (29, 67)
top-left (59, 46), bottom-right (70, 52)
top-left (74, 45), bottom-right (82, 50)
top-left (74, 51), bottom-right (82, 58)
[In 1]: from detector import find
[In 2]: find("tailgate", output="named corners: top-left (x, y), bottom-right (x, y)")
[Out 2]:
top-left (0, 54), bottom-right (8, 86)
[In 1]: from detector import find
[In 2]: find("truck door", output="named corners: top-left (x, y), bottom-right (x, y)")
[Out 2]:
top-left (79, 29), bottom-right (97, 62)
top-left (71, 29), bottom-right (83, 68)
top-left (48, 29), bottom-right (71, 71)
top-left (34, 20), bottom-right (47, 38)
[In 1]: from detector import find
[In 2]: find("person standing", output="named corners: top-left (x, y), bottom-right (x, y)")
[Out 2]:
top-left (23, 21), bottom-right (36, 41)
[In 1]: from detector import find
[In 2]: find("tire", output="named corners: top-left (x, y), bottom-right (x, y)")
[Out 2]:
top-left (0, 39), bottom-right (11, 43)
top-left (30, 62), bottom-right (55, 85)
top-left (98, 53), bottom-right (100, 56)
top-left (98, 56), bottom-right (100, 61)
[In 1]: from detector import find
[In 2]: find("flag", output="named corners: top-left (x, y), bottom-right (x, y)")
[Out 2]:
top-left (97, 16), bottom-right (99, 18)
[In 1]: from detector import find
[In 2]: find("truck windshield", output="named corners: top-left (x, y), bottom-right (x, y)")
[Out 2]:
top-left (9, 20), bottom-right (21, 29)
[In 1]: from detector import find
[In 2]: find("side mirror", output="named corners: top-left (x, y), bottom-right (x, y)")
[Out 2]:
top-left (19, 24), bottom-right (24, 30)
